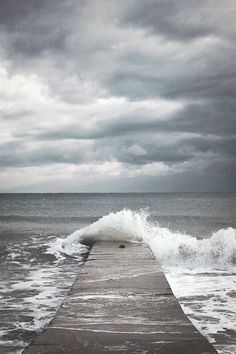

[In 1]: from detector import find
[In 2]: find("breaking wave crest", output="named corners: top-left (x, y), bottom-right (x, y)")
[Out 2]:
top-left (48, 209), bottom-right (236, 268)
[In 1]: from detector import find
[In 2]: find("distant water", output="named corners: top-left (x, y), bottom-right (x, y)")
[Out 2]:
top-left (0, 193), bottom-right (235, 353)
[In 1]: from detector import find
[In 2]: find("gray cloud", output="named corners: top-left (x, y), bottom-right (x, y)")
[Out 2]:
top-left (92, 133), bottom-right (236, 168)
top-left (0, 140), bottom-right (86, 167)
top-left (122, 0), bottom-right (236, 41)
top-left (0, 0), bottom-right (235, 191)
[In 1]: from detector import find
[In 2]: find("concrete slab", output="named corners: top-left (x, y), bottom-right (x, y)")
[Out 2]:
top-left (24, 242), bottom-right (217, 353)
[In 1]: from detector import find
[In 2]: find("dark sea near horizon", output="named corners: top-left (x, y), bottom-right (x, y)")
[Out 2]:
top-left (0, 193), bottom-right (236, 353)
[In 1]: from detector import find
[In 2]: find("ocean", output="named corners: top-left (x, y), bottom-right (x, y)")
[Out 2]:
top-left (0, 193), bottom-right (235, 354)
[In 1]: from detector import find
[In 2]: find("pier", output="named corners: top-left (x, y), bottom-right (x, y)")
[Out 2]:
top-left (24, 242), bottom-right (217, 353)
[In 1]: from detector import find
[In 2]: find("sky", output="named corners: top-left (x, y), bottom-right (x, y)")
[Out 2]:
top-left (0, 0), bottom-right (236, 192)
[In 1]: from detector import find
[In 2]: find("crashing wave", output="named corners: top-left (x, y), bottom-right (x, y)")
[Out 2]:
top-left (47, 209), bottom-right (236, 268)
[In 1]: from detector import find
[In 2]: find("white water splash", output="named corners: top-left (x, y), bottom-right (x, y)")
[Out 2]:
top-left (48, 209), bottom-right (236, 269)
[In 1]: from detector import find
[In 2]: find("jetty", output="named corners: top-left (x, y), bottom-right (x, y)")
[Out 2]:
top-left (24, 242), bottom-right (217, 353)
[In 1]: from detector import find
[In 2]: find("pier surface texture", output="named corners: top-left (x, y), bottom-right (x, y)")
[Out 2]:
top-left (24, 242), bottom-right (217, 354)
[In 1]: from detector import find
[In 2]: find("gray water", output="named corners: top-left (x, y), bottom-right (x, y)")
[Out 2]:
top-left (0, 193), bottom-right (236, 353)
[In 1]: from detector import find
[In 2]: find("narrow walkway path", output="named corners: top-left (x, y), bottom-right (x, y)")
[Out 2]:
top-left (24, 241), bottom-right (217, 353)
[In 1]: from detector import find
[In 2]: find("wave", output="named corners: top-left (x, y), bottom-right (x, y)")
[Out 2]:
top-left (47, 209), bottom-right (236, 268)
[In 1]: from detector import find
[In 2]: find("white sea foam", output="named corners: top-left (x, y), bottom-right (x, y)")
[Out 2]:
top-left (48, 209), bottom-right (236, 269)
top-left (166, 269), bottom-right (236, 354)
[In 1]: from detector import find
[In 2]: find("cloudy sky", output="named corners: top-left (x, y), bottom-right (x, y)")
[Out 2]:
top-left (0, 0), bottom-right (235, 192)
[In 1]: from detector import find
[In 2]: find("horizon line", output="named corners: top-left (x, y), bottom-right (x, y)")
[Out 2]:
top-left (0, 191), bottom-right (235, 194)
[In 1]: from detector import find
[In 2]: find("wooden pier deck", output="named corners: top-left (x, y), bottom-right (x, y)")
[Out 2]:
top-left (24, 242), bottom-right (217, 353)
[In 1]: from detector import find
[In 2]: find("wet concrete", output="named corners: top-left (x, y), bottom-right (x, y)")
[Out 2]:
top-left (23, 242), bottom-right (217, 353)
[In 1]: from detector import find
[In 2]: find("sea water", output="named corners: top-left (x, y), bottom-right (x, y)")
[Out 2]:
top-left (0, 193), bottom-right (235, 353)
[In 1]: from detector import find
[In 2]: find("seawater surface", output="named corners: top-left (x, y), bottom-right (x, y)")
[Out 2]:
top-left (0, 193), bottom-right (235, 353)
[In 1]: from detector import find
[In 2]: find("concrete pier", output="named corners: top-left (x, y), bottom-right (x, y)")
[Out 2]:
top-left (24, 242), bottom-right (217, 353)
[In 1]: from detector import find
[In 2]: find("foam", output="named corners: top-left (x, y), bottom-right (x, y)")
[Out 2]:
top-left (48, 209), bottom-right (236, 269)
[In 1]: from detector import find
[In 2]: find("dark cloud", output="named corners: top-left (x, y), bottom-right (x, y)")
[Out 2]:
top-left (122, 0), bottom-right (215, 41)
top-left (0, 0), bottom-right (48, 28)
top-left (92, 133), bottom-right (236, 167)
top-left (0, 1), bottom-right (71, 58)
top-left (24, 100), bottom-right (235, 141)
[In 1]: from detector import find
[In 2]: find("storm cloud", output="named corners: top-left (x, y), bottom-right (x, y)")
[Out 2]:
top-left (0, 0), bottom-right (235, 191)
